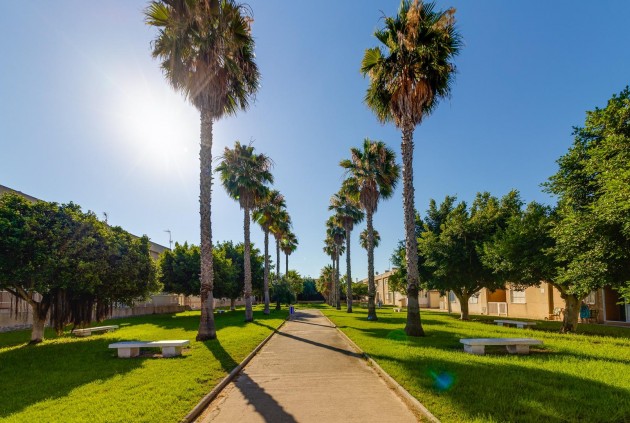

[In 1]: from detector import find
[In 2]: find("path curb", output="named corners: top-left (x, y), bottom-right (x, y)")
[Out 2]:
top-left (181, 316), bottom-right (288, 423)
top-left (321, 313), bottom-right (440, 423)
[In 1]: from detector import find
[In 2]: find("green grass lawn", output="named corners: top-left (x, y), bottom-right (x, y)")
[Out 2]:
top-left (316, 305), bottom-right (630, 423)
top-left (0, 307), bottom-right (287, 422)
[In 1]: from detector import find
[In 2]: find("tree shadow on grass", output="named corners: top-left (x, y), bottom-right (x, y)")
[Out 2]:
top-left (368, 351), bottom-right (630, 422)
top-left (0, 337), bottom-right (144, 418)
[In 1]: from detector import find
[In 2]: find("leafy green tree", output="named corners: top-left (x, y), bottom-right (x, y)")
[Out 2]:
top-left (214, 241), bottom-right (264, 310)
top-left (419, 192), bottom-right (521, 320)
top-left (270, 275), bottom-right (295, 307)
top-left (284, 270), bottom-right (303, 297)
top-left (253, 190), bottom-right (285, 314)
top-left (341, 139), bottom-right (400, 321)
top-left (330, 190), bottom-right (364, 312)
top-left (0, 194), bottom-right (158, 343)
top-left (146, 0), bottom-right (260, 341)
top-left (298, 277), bottom-right (323, 301)
top-left (543, 87), bottom-right (630, 332)
top-left (217, 141), bottom-right (273, 322)
top-left (351, 282), bottom-right (369, 300)
top-left (362, 0), bottom-right (462, 336)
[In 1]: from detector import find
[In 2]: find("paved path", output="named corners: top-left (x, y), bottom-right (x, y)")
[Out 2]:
top-left (197, 309), bottom-right (419, 423)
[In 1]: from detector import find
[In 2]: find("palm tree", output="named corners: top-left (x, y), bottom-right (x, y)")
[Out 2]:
top-left (271, 208), bottom-right (290, 309)
top-left (217, 141), bottom-right (273, 322)
top-left (326, 216), bottom-right (346, 310)
top-left (146, 0), bottom-right (259, 341)
top-left (281, 231), bottom-right (298, 275)
top-left (253, 190), bottom-right (285, 314)
top-left (361, 0), bottom-right (461, 336)
top-left (330, 191), bottom-right (364, 312)
top-left (360, 228), bottom-right (380, 250)
top-left (323, 236), bottom-right (337, 306)
top-left (341, 139), bottom-right (400, 321)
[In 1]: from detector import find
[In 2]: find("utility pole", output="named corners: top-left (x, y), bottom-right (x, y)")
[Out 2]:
top-left (164, 229), bottom-right (172, 250)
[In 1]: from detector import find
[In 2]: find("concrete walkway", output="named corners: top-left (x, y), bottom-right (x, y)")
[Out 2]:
top-left (197, 309), bottom-right (419, 423)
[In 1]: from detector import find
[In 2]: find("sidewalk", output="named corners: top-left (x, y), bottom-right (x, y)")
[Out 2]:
top-left (197, 309), bottom-right (419, 422)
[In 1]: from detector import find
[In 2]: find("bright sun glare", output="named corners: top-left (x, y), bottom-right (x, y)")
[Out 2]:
top-left (114, 80), bottom-right (198, 172)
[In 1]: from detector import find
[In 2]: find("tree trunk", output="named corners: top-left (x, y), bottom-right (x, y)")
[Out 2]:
top-left (561, 294), bottom-right (581, 333)
top-left (276, 238), bottom-right (281, 279)
top-left (285, 252), bottom-right (289, 275)
top-left (456, 293), bottom-right (470, 320)
top-left (367, 211), bottom-right (377, 321)
top-left (335, 250), bottom-right (341, 310)
top-left (243, 207), bottom-right (253, 322)
top-left (263, 229), bottom-right (270, 315)
top-left (401, 125), bottom-right (424, 336)
top-left (345, 227), bottom-right (353, 313)
top-left (230, 298), bottom-right (236, 311)
top-left (30, 302), bottom-right (49, 344)
top-left (197, 110), bottom-right (217, 341)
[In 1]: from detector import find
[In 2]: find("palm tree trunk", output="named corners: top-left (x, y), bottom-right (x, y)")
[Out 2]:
top-left (263, 229), bottom-right (270, 315)
top-left (275, 237), bottom-right (281, 310)
top-left (401, 126), bottom-right (424, 336)
top-left (335, 248), bottom-right (341, 310)
top-left (197, 110), bottom-right (216, 341)
top-left (285, 252), bottom-right (289, 275)
top-left (367, 211), bottom-right (377, 321)
top-left (244, 207), bottom-right (253, 322)
top-left (345, 227), bottom-right (353, 313)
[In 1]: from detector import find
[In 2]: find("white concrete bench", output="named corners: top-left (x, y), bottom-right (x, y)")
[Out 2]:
top-left (109, 340), bottom-right (190, 358)
top-left (73, 325), bottom-right (119, 337)
top-left (494, 320), bottom-right (537, 329)
top-left (460, 338), bottom-right (543, 355)
top-left (393, 308), bottom-right (402, 312)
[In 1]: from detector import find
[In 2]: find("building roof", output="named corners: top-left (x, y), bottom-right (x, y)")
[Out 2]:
top-left (0, 184), bottom-right (169, 254)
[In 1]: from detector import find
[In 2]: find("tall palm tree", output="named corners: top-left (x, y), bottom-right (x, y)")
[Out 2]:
top-left (281, 231), bottom-right (298, 275)
top-left (323, 236), bottom-right (337, 306)
top-left (341, 139), bottom-right (400, 321)
top-left (146, 0), bottom-right (260, 341)
top-left (330, 191), bottom-right (364, 312)
top-left (271, 208), bottom-right (290, 310)
top-left (217, 141), bottom-right (273, 322)
top-left (253, 190), bottom-right (285, 314)
top-left (360, 228), bottom-right (380, 250)
top-left (326, 216), bottom-right (346, 310)
top-left (361, 0), bottom-right (461, 336)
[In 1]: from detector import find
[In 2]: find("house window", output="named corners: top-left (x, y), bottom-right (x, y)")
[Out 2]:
top-left (449, 292), bottom-right (456, 302)
top-left (511, 289), bottom-right (526, 304)
top-left (584, 291), bottom-right (596, 305)
top-left (469, 294), bottom-right (479, 304)
top-left (387, 293), bottom-right (392, 303)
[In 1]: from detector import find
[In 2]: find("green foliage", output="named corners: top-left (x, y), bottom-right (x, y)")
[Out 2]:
top-left (145, 0), bottom-right (259, 117)
top-left (270, 275), bottom-right (295, 305)
top-left (361, 0), bottom-right (462, 127)
top-left (284, 270), bottom-right (303, 295)
top-left (351, 282), bottom-right (368, 299)
top-left (544, 87), bottom-right (630, 299)
top-left (317, 265), bottom-right (334, 300)
top-left (0, 194), bottom-right (158, 337)
top-left (213, 241), bottom-right (264, 299)
top-left (418, 191), bottom-right (521, 317)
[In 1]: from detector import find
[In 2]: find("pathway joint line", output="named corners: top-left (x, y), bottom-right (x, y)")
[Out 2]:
top-left (320, 312), bottom-right (441, 423)
top-left (182, 316), bottom-right (289, 423)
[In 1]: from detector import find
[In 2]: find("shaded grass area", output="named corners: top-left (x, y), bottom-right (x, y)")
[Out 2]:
top-left (316, 305), bottom-right (630, 423)
top-left (0, 307), bottom-right (287, 422)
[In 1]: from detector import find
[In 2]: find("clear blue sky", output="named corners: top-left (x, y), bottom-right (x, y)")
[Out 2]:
top-left (1, 1), bottom-right (629, 280)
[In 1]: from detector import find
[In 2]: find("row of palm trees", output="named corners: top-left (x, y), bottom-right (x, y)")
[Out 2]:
top-left (145, 0), bottom-right (298, 340)
top-left (325, 140), bottom-right (399, 320)
top-left (324, 0), bottom-right (461, 335)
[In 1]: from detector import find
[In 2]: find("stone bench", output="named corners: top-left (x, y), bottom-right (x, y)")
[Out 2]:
top-left (73, 325), bottom-right (119, 337)
top-left (460, 338), bottom-right (543, 355)
top-left (393, 308), bottom-right (402, 312)
top-left (494, 320), bottom-right (537, 329)
top-left (109, 340), bottom-right (190, 358)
